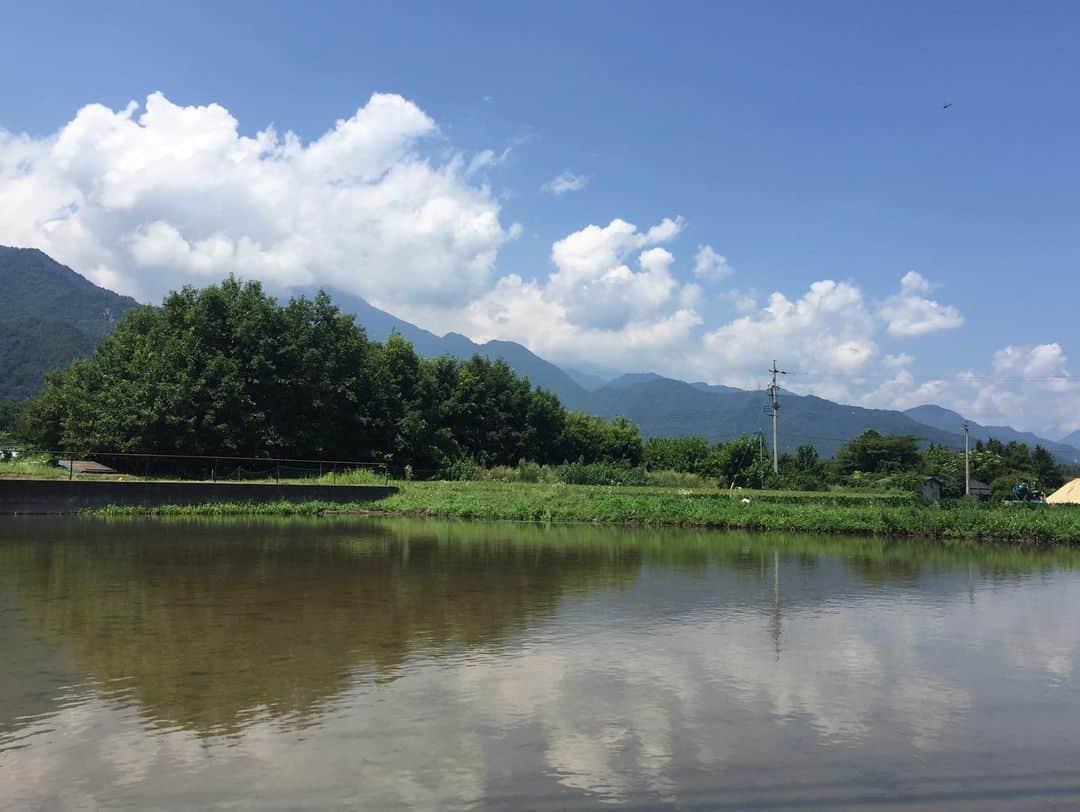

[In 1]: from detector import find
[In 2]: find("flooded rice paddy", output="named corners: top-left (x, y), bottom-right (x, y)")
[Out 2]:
top-left (2, 517), bottom-right (1080, 810)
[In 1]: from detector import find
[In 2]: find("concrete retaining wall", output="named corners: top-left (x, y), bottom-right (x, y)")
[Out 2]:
top-left (0, 480), bottom-right (398, 515)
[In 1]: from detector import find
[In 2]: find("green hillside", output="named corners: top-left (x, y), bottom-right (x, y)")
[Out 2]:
top-left (0, 246), bottom-right (139, 399)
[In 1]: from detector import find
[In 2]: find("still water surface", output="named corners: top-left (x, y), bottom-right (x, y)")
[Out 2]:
top-left (2, 517), bottom-right (1080, 810)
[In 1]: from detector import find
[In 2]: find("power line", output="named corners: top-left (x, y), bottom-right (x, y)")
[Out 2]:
top-left (783, 370), bottom-right (1074, 384)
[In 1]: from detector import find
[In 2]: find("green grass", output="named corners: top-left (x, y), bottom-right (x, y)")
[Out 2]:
top-left (84, 480), bottom-right (1080, 544)
top-left (0, 457), bottom-right (72, 479)
top-left (0, 458), bottom-right (389, 485)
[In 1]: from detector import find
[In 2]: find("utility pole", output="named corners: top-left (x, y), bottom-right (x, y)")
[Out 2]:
top-left (767, 360), bottom-right (786, 474)
top-left (962, 419), bottom-right (971, 496)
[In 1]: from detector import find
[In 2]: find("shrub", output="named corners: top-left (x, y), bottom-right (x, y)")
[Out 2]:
top-left (645, 469), bottom-right (713, 488)
top-left (517, 458), bottom-right (542, 483)
top-left (557, 461), bottom-right (648, 486)
top-left (439, 459), bottom-right (479, 481)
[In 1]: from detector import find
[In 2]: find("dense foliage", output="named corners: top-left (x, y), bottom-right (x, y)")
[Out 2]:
top-left (642, 435), bottom-right (773, 487)
top-left (17, 279), bottom-right (643, 471)
top-left (825, 429), bottom-right (1069, 498)
top-left (920, 437), bottom-right (1067, 499)
top-left (639, 428), bottom-right (1071, 498)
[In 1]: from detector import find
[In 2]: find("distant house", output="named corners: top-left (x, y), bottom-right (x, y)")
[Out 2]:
top-left (921, 477), bottom-right (943, 502)
top-left (969, 479), bottom-right (992, 499)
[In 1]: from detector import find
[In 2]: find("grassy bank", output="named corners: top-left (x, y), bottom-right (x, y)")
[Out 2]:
top-left (87, 480), bottom-right (1080, 544)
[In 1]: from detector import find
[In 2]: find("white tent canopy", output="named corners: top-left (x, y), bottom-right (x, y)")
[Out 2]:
top-left (1047, 479), bottom-right (1080, 505)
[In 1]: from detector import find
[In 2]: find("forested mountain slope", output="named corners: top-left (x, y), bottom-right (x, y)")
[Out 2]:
top-left (0, 247), bottom-right (139, 399)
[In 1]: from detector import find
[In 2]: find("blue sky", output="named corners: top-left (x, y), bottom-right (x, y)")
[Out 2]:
top-left (1, 1), bottom-right (1078, 433)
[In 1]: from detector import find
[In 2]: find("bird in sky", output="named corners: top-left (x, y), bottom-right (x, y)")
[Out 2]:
top-left (943, 102), bottom-right (953, 110)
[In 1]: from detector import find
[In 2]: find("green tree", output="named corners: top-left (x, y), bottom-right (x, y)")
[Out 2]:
top-left (560, 412), bottom-right (643, 465)
top-left (1031, 445), bottom-right (1064, 490)
top-left (706, 436), bottom-right (763, 487)
top-left (643, 435), bottom-right (711, 473)
top-left (834, 430), bottom-right (920, 476)
top-left (782, 443), bottom-right (827, 491)
top-left (0, 399), bottom-right (21, 439)
top-left (18, 277), bottom-right (657, 473)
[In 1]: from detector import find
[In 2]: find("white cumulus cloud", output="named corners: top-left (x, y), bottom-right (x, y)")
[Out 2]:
top-left (403, 216), bottom-right (703, 370)
top-left (857, 342), bottom-right (1078, 438)
top-left (880, 271), bottom-right (964, 337)
top-left (0, 92), bottom-right (518, 309)
top-left (701, 279), bottom-right (878, 389)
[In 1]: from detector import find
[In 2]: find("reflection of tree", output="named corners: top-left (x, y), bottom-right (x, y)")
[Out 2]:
top-left (3, 518), bottom-right (1078, 742)
top-left (0, 519), bottom-right (641, 736)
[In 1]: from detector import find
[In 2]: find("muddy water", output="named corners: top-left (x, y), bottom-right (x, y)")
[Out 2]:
top-left (2, 517), bottom-right (1080, 810)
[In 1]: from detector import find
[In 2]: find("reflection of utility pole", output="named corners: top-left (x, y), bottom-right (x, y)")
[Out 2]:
top-left (770, 550), bottom-right (782, 662)
top-left (963, 419), bottom-right (971, 496)
top-left (767, 361), bottom-right (787, 474)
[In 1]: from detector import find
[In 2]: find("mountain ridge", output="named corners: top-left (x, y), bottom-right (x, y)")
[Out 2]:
top-left (300, 286), bottom-right (592, 410)
top-left (4, 246), bottom-right (1077, 461)
top-left (904, 404), bottom-right (1080, 464)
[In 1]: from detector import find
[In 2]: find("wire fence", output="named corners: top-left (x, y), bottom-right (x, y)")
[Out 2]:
top-left (10, 450), bottom-right (391, 485)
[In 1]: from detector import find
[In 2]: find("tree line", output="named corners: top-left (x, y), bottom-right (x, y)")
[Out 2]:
top-left (4, 277), bottom-right (1074, 495)
top-left (12, 278), bottom-right (650, 474)
top-left (643, 429), bottom-right (1073, 497)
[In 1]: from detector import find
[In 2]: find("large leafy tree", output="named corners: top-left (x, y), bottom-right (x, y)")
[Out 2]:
top-left (560, 412), bottom-right (643, 465)
top-left (22, 281), bottom-right (384, 458)
top-left (833, 430), bottom-right (921, 476)
top-left (18, 277), bottom-right (642, 470)
top-left (643, 436), bottom-right (712, 473)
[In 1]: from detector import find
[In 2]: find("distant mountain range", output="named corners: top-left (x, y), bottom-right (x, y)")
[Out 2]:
top-left (301, 287), bottom-right (594, 411)
top-left (1063, 430), bottom-right (1080, 448)
top-left (308, 287), bottom-right (1080, 460)
top-left (0, 247), bottom-right (139, 399)
top-left (4, 245), bottom-right (1079, 462)
top-left (904, 405), bottom-right (1080, 464)
top-left (582, 375), bottom-right (965, 457)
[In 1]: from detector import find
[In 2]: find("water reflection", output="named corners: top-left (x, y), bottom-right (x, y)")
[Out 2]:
top-left (0, 518), bottom-right (642, 736)
top-left (2, 517), bottom-right (1080, 810)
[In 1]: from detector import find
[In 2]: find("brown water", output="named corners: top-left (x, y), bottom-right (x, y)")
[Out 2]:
top-left (2, 517), bottom-right (1080, 810)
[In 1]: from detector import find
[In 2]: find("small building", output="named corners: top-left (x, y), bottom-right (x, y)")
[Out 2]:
top-left (921, 476), bottom-right (943, 502)
top-left (969, 479), bottom-right (992, 499)
top-left (57, 459), bottom-right (117, 474)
